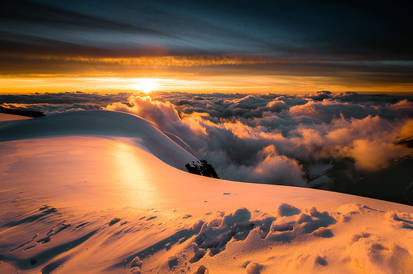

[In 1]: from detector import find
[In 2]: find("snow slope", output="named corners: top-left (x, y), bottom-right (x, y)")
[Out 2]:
top-left (0, 111), bottom-right (412, 273)
top-left (0, 111), bottom-right (198, 171)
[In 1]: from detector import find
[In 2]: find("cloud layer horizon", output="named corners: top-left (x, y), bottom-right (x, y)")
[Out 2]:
top-left (1, 91), bottom-right (412, 202)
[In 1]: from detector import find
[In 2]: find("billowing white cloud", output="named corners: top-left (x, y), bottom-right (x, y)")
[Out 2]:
top-left (102, 93), bottom-right (413, 187)
top-left (1, 91), bottom-right (412, 189)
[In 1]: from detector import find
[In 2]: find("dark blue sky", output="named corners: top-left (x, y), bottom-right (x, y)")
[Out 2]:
top-left (1, 0), bottom-right (413, 92)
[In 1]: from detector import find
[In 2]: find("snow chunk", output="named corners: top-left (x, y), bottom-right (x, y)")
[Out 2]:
top-left (246, 262), bottom-right (264, 274)
top-left (278, 203), bottom-right (301, 216)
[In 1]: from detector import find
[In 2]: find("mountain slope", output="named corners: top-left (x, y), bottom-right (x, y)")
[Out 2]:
top-left (0, 111), bottom-right (412, 273)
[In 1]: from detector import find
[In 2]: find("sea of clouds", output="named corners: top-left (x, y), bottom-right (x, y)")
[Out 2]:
top-left (1, 91), bottom-right (412, 194)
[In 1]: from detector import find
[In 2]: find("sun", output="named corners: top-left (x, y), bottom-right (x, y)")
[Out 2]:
top-left (131, 79), bottom-right (158, 94)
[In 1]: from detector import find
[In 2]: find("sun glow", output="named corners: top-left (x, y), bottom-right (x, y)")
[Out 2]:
top-left (131, 79), bottom-right (158, 94)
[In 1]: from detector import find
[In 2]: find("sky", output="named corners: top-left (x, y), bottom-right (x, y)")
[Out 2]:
top-left (1, 0), bottom-right (413, 93)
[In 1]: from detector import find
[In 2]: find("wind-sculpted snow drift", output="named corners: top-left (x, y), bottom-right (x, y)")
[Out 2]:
top-left (0, 111), bottom-right (412, 273)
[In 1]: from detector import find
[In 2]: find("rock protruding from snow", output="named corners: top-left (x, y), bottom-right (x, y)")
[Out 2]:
top-left (185, 160), bottom-right (219, 178)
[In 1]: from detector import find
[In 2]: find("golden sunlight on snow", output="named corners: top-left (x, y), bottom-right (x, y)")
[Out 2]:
top-left (112, 141), bottom-right (157, 207)
top-left (0, 135), bottom-right (412, 273)
top-left (0, 112), bottom-right (412, 273)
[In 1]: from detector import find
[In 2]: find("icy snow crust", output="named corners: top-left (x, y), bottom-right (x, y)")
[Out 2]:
top-left (0, 111), bottom-right (412, 273)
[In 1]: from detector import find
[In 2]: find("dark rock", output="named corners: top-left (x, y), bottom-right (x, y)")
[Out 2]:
top-left (185, 160), bottom-right (219, 178)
